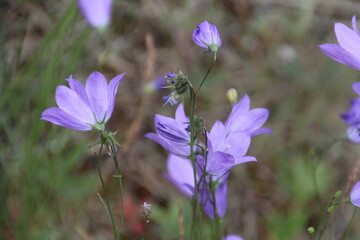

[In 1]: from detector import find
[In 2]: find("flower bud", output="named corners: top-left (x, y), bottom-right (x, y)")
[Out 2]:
top-left (307, 226), bottom-right (315, 234)
top-left (141, 202), bottom-right (152, 217)
top-left (334, 190), bottom-right (343, 198)
top-left (327, 206), bottom-right (336, 213)
top-left (227, 88), bottom-right (238, 104)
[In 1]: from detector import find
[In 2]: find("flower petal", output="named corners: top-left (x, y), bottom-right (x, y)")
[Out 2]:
top-left (78, 0), bottom-right (113, 28)
top-left (175, 103), bottom-right (189, 125)
top-left (352, 82), bottom-right (360, 95)
top-left (335, 23), bottom-right (360, 59)
top-left (207, 151), bottom-right (234, 176)
top-left (347, 126), bottom-right (360, 144)
top-left (223, 235), bottom-right (244, 240)
top-left (202, 182), bottom-right (228, 219)
top-left (55, 85), bottom-right (95, 125)
top-left (235, 156), bottom-right (257, 165)
top-left (166, 154), bottom-right (195, 198)
top-left (66, 76), bottom-right (90, 105)
top-left (41, 107), bottom-right (92, 131)
top-left (225, 94), bottom-right (250, 131)
top-left (230, 108), bottom-right (270, 135)
top-left (209, 120), bottom-right (226, 141)
top-left (250, 127), bottom-right (273, 136)
top-left (85, 72), bottom-right (108, 122)
top-left (350, 181), bottom-right (360, 207)
top-left (225, 132), bottom-right (251, 159)
top-left (319, 44), bottom-right (360, 70)
top-left (352, 15), bottom-right (360, 36)
top-left (105, 73), bottom-right (125, 122)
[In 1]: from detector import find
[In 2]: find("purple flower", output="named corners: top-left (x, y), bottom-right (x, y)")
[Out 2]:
top-left (41, 72), bottom-right (124, 131)
top-left (350, 181), bottom-right (360, 207)
top-left (319, 16), bottom-right (360, 70)
top-left (223, 235), bottom-right (244, 240)
top-left (78, 0), bottom-right (113, 29)
top-left (145, 104), bottom-right (192, 156)
top-left (208, 120), bottom-right (255, 165)
top-left (225, 94), bottom-right (272, 137)
top-left (165, 154), bottom-right (229, 218)
top-left (341, 82), bottom-right (360, 143)
top-left (192, 21), bottom-right (222, 53)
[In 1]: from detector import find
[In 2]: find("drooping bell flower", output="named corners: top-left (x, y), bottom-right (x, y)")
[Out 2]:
top-left (41, 71), bottom-right (124, 131)
top-left (145, 103), bottom-right (194, 156)
top-left (78, 0), bottom-right (113, 30)
top-left (192, 21), bottom-right (222, 53)
top-left (319, 16), bottom-right (360, 70)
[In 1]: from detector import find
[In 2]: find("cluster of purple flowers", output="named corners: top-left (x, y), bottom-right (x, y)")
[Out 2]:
top-left (146, 94), bottom-right (272, 218)
top-left (320, 16), bottom-right (360, 208)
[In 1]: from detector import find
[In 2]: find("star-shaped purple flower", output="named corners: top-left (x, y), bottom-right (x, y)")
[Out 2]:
top-left (350, 181), bottom-right (360, 207)
top-left (319, 16), bottom-right (360, 70)
top-left (192, 21), bottom-right (222, 53)
top-left (41, 71), bottom-right (124, 131)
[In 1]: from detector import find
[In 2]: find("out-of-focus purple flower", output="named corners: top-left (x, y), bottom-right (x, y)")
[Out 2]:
top-left (78, 0), bottom-right (113, 29)
top-left (41, 72), bottom-right (124, 131)
top-left (350, 181), bottom-right (360, 207)
top-left (225, 94), bottom-right (272, 137)
top-left (223, 235), bottom-right (244, 240)
top-left (143, 76), bottom-right (167, 94)
top-left (192, 21), bottom-right (222, 53)
top-left (145, 104), bottom-right (192, 156)
top-left (341, 82), bottom-right (360, 143)
top-left (341, 97), bottom-right (360, 125)
top-left (165, 154), bottom-right (229, 218)
top-left (319, 16), bottom-right (360, 70)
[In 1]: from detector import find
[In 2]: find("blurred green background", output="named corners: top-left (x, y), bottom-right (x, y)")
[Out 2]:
top-left (1, 0), bottom-right (360, 239)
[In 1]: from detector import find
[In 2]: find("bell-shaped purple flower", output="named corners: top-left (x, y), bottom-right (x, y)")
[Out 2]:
top-left (223, 235), bottom-right (244, 240)
top-left (192, 21), bottom-right (222, 53)
top-left (319, 16), bottom-right (360, 70)
top-left (78, 0), bottom-right (113, 29)
top-left (145, 104), bottom-right (192, 156)
top-left (41, 72), bottom-right (124, 131)
top-left (350, 181), bottom-right (360, 207)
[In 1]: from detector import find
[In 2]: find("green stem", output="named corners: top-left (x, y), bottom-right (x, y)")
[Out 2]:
top-left (195, 57), bottom-right (216, 97)
top-left (95, 142), bottom-right (118, 239)
top-left (343, 207), bottom-right (357, 240)
top-left (318, 196), bottom-right (336, 240)
top-left (109, 139), bottom-right (124, 240)
top-left (188, 82), bottom-right (201, 240)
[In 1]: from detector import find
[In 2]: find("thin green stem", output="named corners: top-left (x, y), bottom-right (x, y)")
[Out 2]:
top-left (188, 83), bottom-right (201, 240)
top-left (195, 57), bottom-right (216, 97)
top-left (95, 142), bottom-right (118, 239)
top-left (318, 195), bottom-right (336, 240)
top-left (109, 139), bottom-right (124, 240)
top-left (343, 207), bottom-right (357, 240)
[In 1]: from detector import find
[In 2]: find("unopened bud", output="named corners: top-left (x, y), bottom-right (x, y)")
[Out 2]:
top-left (141, 202), bottom-right (152, 217)
top-left (334, 190), bottom-right (342, 198)
top-left (307, 226), bottom-right (315, 234)
top-left (227, 88), bottom-right (238, 104)
top-left (327, 206), bottom-right (336, 213)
